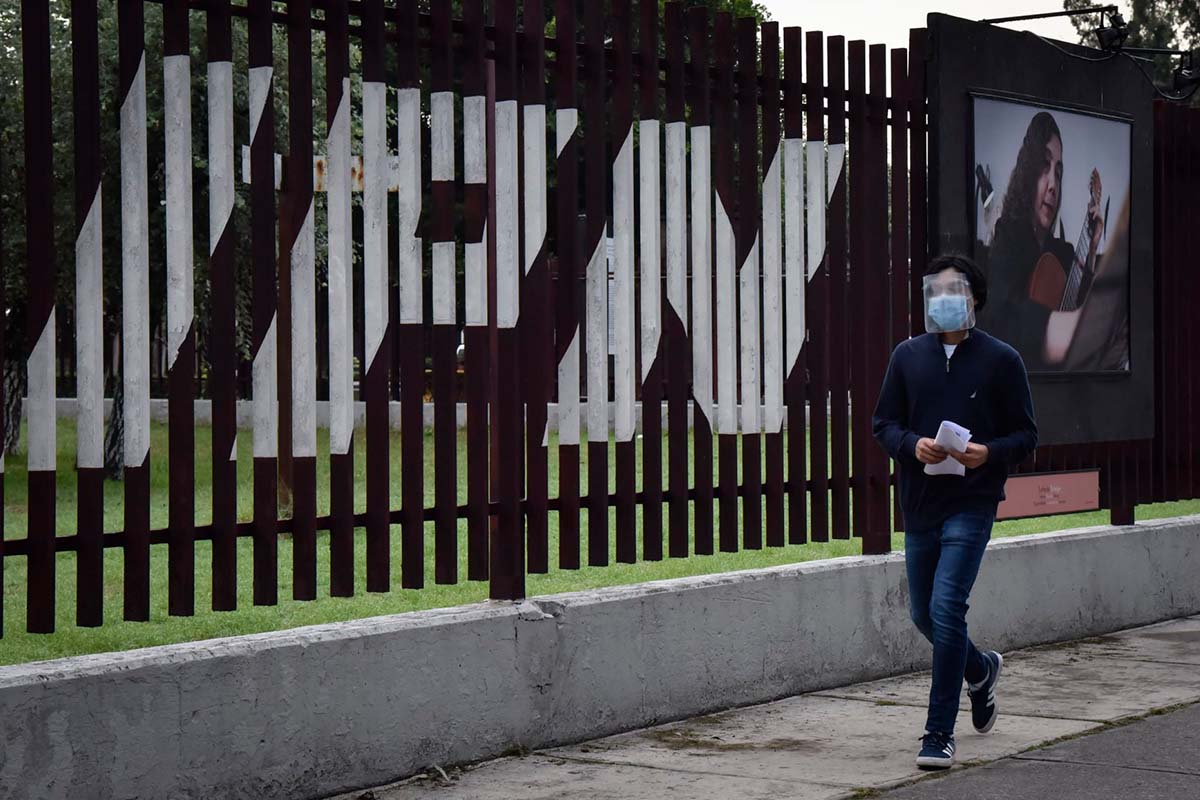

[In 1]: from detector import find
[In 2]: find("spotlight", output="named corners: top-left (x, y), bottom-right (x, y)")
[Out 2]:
top-left (1174, 54), bottom-right (1200, 93)
top-left (1094, 9), bottom-right (1128, 52)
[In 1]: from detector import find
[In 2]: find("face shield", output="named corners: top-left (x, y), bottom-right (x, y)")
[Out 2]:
top-left (923, 270), bottom-right (976, 334)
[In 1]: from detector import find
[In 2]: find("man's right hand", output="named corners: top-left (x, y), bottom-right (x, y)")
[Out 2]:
top-left (916, 437), bottom-right (948, 465)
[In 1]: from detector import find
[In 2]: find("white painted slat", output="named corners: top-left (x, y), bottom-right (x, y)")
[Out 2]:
top-left (433, 90), bottom-right (457, 328)
top-left (363, 79), bottom-right (388, 367)
top-left (690, 126), bottom-right (713, 427)
top-left (291, 200), bottom-right (316, 458)
top-left (164, 54), bottom-right (193, 372)
top-left (639, 118), bottom-right (662, 384)
top-left (76, 186), bottom-right (104, 469)
top-left (523, 103), bottom-right (546, 275)
top-left (828, 142), bottom-right (846, 202)
top-left (249, 63), bottom-right (276, 460)
top-left (763, 146), bottom-right (783, 434)
top-left (557, 106), bottom-right (580, 447)
top-left (397, 86), bottom-right (423, 326)
top-left (585, 238), bottom-right (608, 442)
top-left (327, 80), bottom-right (353, 456)
top-left (806, 140), bottom-right (826, 281)
top-left (784, 137), bottom-right (805, 376)
top-left (465, 95), bottom-right (487, 328)
top-left (715, 194), bottom-right (737, 436)
top-left (495, 98), bottom-right (519, 329)
top-left (613, 129), bottom-right (635, 442)
top-left (27, 309), bottom-right (55, 472)
top-left (665, 121), bottom-right (687, 331)
top-left (739, 236), bottom-right (761, 434)
top-left (122, 53), bottom-right (150, 466)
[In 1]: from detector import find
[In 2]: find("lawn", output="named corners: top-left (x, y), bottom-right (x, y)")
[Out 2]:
top-left (1, 418), bottom-right (1196, 666)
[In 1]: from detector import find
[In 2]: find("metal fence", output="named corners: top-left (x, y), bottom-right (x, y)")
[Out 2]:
top-left (2, 0), bottom-right (1197, 637)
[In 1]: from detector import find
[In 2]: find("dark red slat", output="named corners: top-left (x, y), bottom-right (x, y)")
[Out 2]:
top-left (553, 0), bottom-right (580, 570)
top-left (73, 0), bottom-right (105, 626)
top-left (431, 0), bottom-right (458, 584)
top-left (397, 0), bottom-right (424, 590)
top-left (584, 0), bottom-right (609, 567)
top-left (1161, 101), bottom-right (1175, 502)
top-left (737, 16), bottom-right (762, 551)
top-left (165, 0), bottom-right (197, 616)
top-left (1185, 106), bottom-right (1196, 498)
top-left (24, 0), bottom-right (58, 633)
top-left (713, 12), bottom-right (737, 554)
top-left (800, 30), bottom-right (823, 544)
top-left (664, 2), bottom-right (689, 559)
top-left (612, 0), bottom-right (637, 565)
top-left (907, 31), bottom-right (928, 337)
top-left (762, 21), bottom-right (784, 549)
top-left (863, 43), bottom-right (890, 555)
top-left (783, 26), bottom-right (806, 545)
top-left (889, 47), bottom-right (909, 534)
top-left (1175, 105), bottom-right (1192, 501)
top-left (827, 34), bottom-right (851, 541)
top-left (639, 0), bottom-right (664, 563)
top-left (687, 6), bottom-right (714, 556)
top-left (463, 0), bottom-right (488, 581)
top-left (287, 0), bottom-right (317, 601)
top-left (1150, 102), bottom-right (1164, 502)
top-left (847, 39), bottom-right (867, 541)
top-left (0, 143), bottom-right (4, 637)
top-left (249, 0), bottom-right (278, 606)
top-left (519, 0), bottom-right (551, 575)
top-left (325, 0), bottom-right (353, 598)
top-left (491, 0), bottom-right (525, 597)
top-left (118, 0), bottom-right (150, 622)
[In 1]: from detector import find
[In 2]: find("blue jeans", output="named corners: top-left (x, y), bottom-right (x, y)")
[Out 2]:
top-left (905, 510), bottom-right (994, 735)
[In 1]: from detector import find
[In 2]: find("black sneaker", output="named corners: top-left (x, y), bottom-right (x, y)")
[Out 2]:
top-left (968, 650), bottom-right (1003, 733)
top-left (916, 731), bottom-right (956, 769)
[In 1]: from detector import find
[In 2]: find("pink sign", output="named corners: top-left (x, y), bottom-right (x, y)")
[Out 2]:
top-left (997, 471), bottom-right (1100, 520)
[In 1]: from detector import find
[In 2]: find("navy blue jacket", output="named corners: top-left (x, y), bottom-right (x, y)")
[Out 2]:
top-left (872, 329), bottom-right (1038, 531)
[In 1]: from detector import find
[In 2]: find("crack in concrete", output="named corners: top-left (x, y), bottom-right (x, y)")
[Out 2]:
top-left (1008, 754), bottom-right (1200, 778)
top-left (809, 692), bottom-right (1113, 725)
top-left (543, 751), bottom-right (848, 788)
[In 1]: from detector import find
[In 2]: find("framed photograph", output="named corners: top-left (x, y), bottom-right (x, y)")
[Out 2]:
top-left (971, 94), bottom-right (1132, 375)
top-left (928, 12), bottom-right (1155, 444)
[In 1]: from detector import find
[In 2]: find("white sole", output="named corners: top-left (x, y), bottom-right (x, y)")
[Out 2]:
top-left (916, 755), bottom-right (954, 769)
top-left (974, 652), bottom-right (1003, 734)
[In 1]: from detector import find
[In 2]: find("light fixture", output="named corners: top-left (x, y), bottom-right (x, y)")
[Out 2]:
top-left (1174, 53), bottom-right (1200, 93)
top-left (1094, 9), bottom-right (1128, 52)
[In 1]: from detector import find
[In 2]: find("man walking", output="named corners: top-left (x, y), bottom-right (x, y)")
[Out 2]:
top-left (873, 254), bottom-right (1038, 769)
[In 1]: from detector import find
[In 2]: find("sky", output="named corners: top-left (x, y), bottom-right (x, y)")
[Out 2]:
top-left (755, 0), bottom-right (1132, 53)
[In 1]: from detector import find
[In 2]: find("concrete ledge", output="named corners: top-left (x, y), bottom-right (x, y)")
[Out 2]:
top-left (1, 516), bottom-right (1197, 800)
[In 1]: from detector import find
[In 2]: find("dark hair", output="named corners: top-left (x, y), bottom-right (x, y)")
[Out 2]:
top-left (998, 111), bottom-right (1063, 236)
top-left (925, 253), bottom-right (987, 312)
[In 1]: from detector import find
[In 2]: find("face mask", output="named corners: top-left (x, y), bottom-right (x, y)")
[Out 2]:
top-left (927, 294), bottom-right (970, 332)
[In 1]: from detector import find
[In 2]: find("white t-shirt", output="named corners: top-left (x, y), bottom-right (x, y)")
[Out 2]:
top-left (943, 343), bottom-right (957, 360)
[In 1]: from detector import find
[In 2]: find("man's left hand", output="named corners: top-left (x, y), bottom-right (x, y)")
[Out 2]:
top-left (950, 442), bottom-right (989, 469)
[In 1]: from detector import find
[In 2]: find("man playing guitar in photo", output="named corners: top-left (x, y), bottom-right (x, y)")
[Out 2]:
top-left (981, 111), bottom-right (1105, 370)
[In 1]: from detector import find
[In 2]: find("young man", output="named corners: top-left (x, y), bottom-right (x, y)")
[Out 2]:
top-left (872, 254), bottom-right (1038, 770)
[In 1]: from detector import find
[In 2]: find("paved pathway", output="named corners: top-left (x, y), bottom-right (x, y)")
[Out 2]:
top-left (333, 615), bottom-right (1200, 799)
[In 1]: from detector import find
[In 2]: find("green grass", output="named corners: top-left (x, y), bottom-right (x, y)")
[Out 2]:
top-left (1, 418), bottom-right (1196, 666)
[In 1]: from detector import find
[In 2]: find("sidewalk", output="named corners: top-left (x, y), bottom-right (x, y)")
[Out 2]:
top-left (333, 615), bottom-right (1200, 799)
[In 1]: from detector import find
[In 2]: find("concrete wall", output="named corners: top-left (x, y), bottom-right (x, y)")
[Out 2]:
top-left (1, 516), bottom-right (1198, 800)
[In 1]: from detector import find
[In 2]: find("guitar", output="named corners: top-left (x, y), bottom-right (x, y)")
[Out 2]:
top-left (1027, 169), bottom-right (1103, 312)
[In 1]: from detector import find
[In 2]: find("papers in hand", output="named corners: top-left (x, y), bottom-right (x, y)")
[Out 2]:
top-left (924, 420), bottom-right (972, 477)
